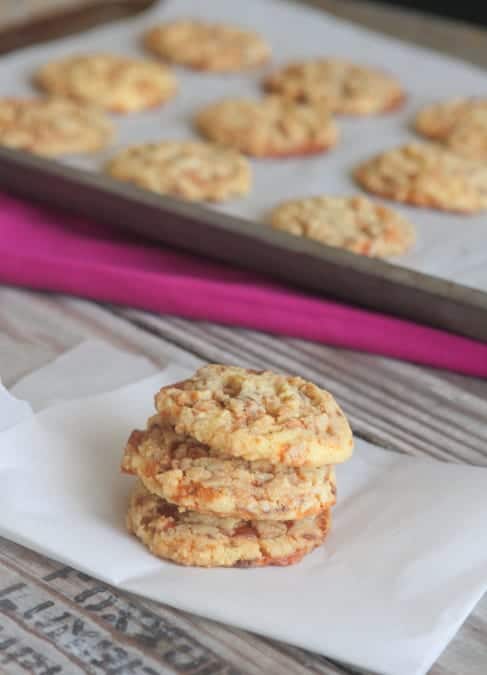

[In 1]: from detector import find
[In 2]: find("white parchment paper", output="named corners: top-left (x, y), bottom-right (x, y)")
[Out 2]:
top-left (0, 0), bottom-right (487, 292)
top-left (1, 340), bottom-right (487, 675)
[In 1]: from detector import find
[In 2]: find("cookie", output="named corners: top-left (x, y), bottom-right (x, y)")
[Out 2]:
top-left (415, 98), bottom-right (487, 160)
top-left (264, 59), bottom-right (404, 115)
top-left (122, 419), bottom-right (337, 520)
top-left (143, 20), bottom-right (270, 72)
top-left (127, 481), bottom-right (331, 567)
top-left (269, 195), bottom-right (415, 258)
top-left (354, 142), bottom-right (487, 214)
top-left (105, 141), bottom-right (251, 202)
top-left (155, 365), bottom-right (353, 467)
top-left (34, 54), bottom-right (177, 113)
top-left (195, 96), bottom-right (339, 157)
top-left (0, 97), bottom-right (113, 156)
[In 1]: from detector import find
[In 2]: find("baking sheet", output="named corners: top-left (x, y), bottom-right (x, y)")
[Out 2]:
top-left (1, 0), bottom-right (487, 292)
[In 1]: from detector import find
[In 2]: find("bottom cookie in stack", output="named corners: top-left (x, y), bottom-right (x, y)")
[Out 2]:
top-left (127, 481), bottom-right (331, 568)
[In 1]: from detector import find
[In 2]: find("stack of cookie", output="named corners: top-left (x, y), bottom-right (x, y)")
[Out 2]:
top-left (122, 364), bottom-right (353, 568)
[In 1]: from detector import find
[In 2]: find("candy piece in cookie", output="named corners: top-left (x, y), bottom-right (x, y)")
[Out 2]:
top-left (264, 58), bottom-right (404, 115)
top-left (143, 20), bottom-right (270, 72)
top-left (195, 96), bottom-right (339, 157)
top-left (105, 140), bottom-right (251, 202)
top-left (0, 97), bottom-right (113, 156)
top-left (127, 481), bottom-right (331, 567)
top-left (354, 142), bottom-right (487, 214)
top-left (122, 418), bottom-right (337, 520)
top-left (34, 54), bottom-right (177, 113)
top-left (155, 365), bottom-right (353, 467)
top-left (269, 195), bottom-right (415, 257)
top-left (415, 98), bottom-right (487, 160)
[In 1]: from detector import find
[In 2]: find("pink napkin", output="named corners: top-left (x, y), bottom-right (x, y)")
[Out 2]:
top-left (1, 193), bottom-right (486, 376)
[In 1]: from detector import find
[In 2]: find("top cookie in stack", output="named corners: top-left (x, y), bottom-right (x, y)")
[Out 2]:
top-left (122, 364), bottom-right (353, 567)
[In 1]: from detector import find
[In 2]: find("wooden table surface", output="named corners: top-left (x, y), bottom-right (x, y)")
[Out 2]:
top-left (1, 1), bottom-right (487, 673)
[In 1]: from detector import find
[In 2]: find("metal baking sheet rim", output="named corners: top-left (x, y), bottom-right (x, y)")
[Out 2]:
top-left (0, 0), bottom-right (486, 343)
top-left (0, 145), bottom-right (485, 343)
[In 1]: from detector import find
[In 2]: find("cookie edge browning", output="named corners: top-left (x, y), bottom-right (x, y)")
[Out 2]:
top-left (268, 195), bottom-right (415, 258)
top-left (413, 98), bottom-right (473, 141)
top-left (121, 426), bottom-right (337, 520)
top-left (353, 145), bottom-right (485, 214)
top-left (194, 101), bottom-right (340, 158)
top-left (126, 482), bottom-right (331, 568)
top-left (262, 61), bottom-right (406, 115)
top-left (142, 22), bottom-right (271, 73)
top-left (33, 56), bottom-right (178, 114)
top-left (354, 165), bottom-right (481, 215)
top-left (154, 368), bottom-right (354, 467)
top-left (104, 141), bottom-right (251, 202)
top-left (0, 96), bottom-right (114, 156)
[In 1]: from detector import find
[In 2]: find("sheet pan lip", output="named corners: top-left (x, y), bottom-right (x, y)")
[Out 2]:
top-left (0, 145), bottom-right (485, 343)
top-left (0, 0), bottom-right (156, 56)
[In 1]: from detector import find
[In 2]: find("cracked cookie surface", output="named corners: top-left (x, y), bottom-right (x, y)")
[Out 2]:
top-left (269, 195), bottom-right (414, 257)
top-left (105, 141), bottom-right (251, 202)
top-left (195, 96), bottom-right (339, 157)
top-left (143, 20), bottom-right (270, 72)
top-left (34, 54), bottom-right (177, 113)
top-left (127, 481), bottom-right (331, 567)
top-left (155, 365), bottom-right (353, 466)
top-left (264, 59), bottom-right (404, 115)
top-left (0, 97), bottom-right (113, 156)
top-left (122, 419), bottom-right (337, 520)
top-left (354, 142), bottom-right (487, 213)
top-left (415, 98), bottom-right (487, 160)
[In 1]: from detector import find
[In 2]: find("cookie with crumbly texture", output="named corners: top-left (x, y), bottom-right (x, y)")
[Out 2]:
top-left (127, 481), bottom-right (331, 567)
top-left (415, 98), bottom-right (487, 160)
top-left (264, 59), bottom-right (404, 115)
top-left (122, 419), bottom-right (337, 520)
top-left (195, 96), bottom-right (339, 157)
top-left (269, 195), bottom-right (414, 258)
top-left (355, 142), bottom-right (487, 214)
top-left (105, 141), bottom-right (250, 202)
top-left (155, 365), bottom-right (353, 467)
top-left (143, 20), bottom-right (270, 72)
top-left (0, 97), bottom-right (113, 156)
top-left (34, 54), bottom-right (177, 113)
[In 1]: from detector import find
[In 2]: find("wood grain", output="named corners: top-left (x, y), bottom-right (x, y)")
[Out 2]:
top-left (1, 1), bottom-right (487, 673)
top-left (1, 286), bottom-right (486, 674)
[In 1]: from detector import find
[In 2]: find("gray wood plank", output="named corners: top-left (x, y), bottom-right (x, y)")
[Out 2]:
top-left (1, 287), bottom-right (486, 675)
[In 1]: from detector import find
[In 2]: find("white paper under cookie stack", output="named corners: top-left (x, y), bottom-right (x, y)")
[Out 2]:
top-left (2, 341), bottom-right (487, 675)
top-left (121, 364), bottom-right (353, 567)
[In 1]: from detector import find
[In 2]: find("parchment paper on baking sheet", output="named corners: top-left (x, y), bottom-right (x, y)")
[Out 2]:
top-left (1, 0), bottom-right (486, 292)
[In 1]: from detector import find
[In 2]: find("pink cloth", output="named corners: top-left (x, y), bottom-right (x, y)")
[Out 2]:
top-left (1, 194), bottom-right (486, 376)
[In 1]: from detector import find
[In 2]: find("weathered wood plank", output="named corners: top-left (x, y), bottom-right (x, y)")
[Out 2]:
top-left (119, 309), bottom-right (487, 465)
top-left (1, 287), bottom-right (487, 675)
top-left (0, 538), bottom-right (349, 675)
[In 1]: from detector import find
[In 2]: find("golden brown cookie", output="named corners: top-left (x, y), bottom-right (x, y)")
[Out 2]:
top-left (415, 98), bottom-right (487, 160)
top-left (195, 96), bottom-right (339, 157)
top-left (143, 20), bottom-right (270, 72)
top-left (34, 54), bottom-right (177, 113)
top-left (127, 481), bottom-right (331, 567)
top-left (269, 195), bottom-right (415, 258)
top-left (122, 419), bottom-right (337, 520)
top-left (0, 97), bottom-right (113, 156)
top-left (105, 141), bottom-right (251, 202)
top-left (264, 59), bottom-right (404, 115)
top-left (155, 365), bottom-right (353, 467)
top-left (354, 142), bottom-right (487, 214)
